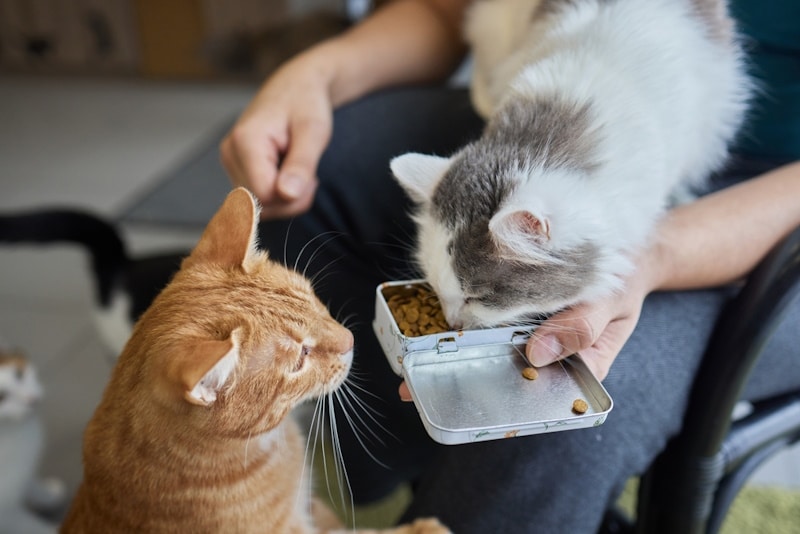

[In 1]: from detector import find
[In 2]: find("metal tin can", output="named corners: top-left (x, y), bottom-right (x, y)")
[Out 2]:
top-left (373, 280), bottom-right (614, 444)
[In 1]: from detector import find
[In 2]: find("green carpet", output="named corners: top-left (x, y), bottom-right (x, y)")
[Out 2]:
top-left (314, 443), bottom-right (800, 532)
top-left (616, 478), bottom-right (800, 534)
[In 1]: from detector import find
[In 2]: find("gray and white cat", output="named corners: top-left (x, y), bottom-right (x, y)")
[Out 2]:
top-left (391, 0), bottom-right (750, 328)
top-left (0, 348), bottom-right (64, 534)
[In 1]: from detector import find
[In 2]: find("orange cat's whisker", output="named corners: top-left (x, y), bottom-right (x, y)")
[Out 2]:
top-left (332, 388), bottom-right (392, 469)
top-left (326, 395), bottom-right (355, 524)
top-left (292, 230), bottom-right (343, 275)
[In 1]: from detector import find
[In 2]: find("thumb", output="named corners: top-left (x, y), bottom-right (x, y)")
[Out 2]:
top-left (277, 116), bottom-right (329, 200)
top-left (526, 333), bottom-right (565, 367)
top-left (526, 306), bottom-right (598, 367)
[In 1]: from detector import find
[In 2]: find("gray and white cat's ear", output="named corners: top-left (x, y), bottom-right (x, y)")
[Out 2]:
top-left (390, 153), bottom-right (452, 203)
top-left (489, 209), bottom-right (552, 263)
top-left (184, 187), bottom-right (261, 272)
top-left (169, 329), bottom-right (241, 407)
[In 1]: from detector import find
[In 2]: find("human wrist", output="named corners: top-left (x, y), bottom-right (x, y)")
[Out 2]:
top-left (297, 37), bottom-right (370, 108)
top-left (633, 234), bottom-right (671, 295)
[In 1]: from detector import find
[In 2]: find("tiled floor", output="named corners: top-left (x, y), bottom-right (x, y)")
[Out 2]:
top-left (0, 74), bottom-right (254, 499)
top-left (0, 74), bottom-right (798, 526)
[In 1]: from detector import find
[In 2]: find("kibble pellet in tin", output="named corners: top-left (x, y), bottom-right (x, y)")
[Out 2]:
top-left (385, 284), bottom-right (450, 337)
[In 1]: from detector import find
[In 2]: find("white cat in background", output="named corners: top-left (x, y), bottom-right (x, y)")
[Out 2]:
top-left (0, 347), bottom-right (65, 534)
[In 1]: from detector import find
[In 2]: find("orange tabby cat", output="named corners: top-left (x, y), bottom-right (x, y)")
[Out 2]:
top-left (61, 188), bottom-right (449, 534)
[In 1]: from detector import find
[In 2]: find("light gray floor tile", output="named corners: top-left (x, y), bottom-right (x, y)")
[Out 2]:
top-left (0, 248), bottom-right (95, 304)
top-left (37, 328), bottom-right (113, 495)
top-left (0, 75), bottom-right (254, 215)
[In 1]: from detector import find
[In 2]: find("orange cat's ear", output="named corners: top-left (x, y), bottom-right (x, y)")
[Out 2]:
top-left (168, 329), bottom-right (241, 407)
top-left (184, 187), bottom-right (261, 271)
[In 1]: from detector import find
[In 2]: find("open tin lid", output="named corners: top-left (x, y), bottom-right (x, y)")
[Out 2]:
top-left (373, 280), bottom-right (614, 445)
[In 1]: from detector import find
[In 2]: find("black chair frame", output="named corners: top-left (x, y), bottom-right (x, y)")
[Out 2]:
top-left (603, 224), bottom-right (800, 534)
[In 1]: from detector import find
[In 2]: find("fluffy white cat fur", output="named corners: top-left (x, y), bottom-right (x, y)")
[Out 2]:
top-left (392, 0), bottom-right (750, 328)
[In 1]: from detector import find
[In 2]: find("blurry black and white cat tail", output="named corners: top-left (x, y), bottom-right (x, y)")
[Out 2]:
top-left (392, 0), bottom-right (751, 328)
top-left (0, 344), bottom-right (65, 534)
top-left (0, 210), bottom-right (186, 355)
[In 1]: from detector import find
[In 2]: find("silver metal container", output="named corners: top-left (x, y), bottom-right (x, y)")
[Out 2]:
top-left (373, 280), bottom-right (614, 445)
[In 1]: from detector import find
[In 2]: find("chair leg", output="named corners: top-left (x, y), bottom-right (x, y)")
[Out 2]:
top-left (707, 437), bottom-right (798, 533)
top-left (635, 444), bottom-right (725, 534)
top-left (598, 506), bottom-right (635, 534)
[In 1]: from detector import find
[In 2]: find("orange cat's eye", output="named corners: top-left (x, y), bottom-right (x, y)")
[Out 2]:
top-left (292, 345), bottom-right (311, 373)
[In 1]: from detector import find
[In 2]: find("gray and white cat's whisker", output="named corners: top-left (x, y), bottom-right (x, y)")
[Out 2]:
top-left (370, 245), bottom-right (418, 276)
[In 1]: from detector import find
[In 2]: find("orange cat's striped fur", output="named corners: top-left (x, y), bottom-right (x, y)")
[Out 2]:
top-left (61, 188), bottom-right (449, 533)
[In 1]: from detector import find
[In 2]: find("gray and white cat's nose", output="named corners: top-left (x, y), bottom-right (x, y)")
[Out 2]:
top-left (444, 305), bottom-right (465, 330)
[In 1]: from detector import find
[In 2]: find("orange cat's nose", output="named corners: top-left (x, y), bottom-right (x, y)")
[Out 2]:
top-left (340, 329), bottom-right (354, 355)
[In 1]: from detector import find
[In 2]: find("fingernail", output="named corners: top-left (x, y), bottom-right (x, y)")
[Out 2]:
top-left (528, 335), bottom-right (562, 367)
top-left (278, 173), bottom-right (305, 199)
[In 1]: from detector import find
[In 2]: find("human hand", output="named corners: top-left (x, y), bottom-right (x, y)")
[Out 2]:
top-left (220, 54), bottom-right (334, 219)
top-left (397, 297), bottom-right (644, 400)
top-left (525, 252), bottom-right (660, 381)
top-left (397, 261), bottom-right (655, 401)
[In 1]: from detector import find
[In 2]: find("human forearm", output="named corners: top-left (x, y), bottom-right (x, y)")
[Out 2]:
top-left (527, 162), bottom-right (800, 378)
top-left (647, 161), bottom-right (800, 292)
top-left (299, 0), bottom-right (470, 107)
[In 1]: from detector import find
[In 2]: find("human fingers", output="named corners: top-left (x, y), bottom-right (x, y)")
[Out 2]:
top-left (526, 297), bottom-right (642, 381)
top-left (399, 381), bottom-right (412, 402)
top-left (256, 182), bottom-right (318, 220)
top-left (275, 114), bottom-right (332, 203)
top-left (576, 314), bottom-right (639, 380)
top-left (220, 122), bottom-right (284, 205)
top-left (526, 304), bottom-right (599, 365)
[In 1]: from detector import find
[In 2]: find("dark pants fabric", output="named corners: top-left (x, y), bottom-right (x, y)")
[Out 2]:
top-left (257, 87), bottom-right (800, 534)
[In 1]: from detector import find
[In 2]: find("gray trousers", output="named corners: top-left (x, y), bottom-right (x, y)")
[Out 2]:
top-left (257, 87), bottom-right (800, 533)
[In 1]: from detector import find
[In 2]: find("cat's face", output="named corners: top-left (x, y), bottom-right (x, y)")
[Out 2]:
top-left (391, 145), bottom-right (600, 329)
top-left (126, 188), bottom-right (354, 438)
top-left (0, 352), bottom-right (42, 421)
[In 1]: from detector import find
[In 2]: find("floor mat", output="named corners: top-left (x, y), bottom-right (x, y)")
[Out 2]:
top-left (118, 121), bottom-right (234, 228)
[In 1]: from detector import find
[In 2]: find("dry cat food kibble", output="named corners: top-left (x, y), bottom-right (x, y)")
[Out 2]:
top-left (572, 398), bottom-right (589, 414)
top-left (521, 367), bottom-right (539, 380)
top-left (385, 284), bottom-right (451, 337)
